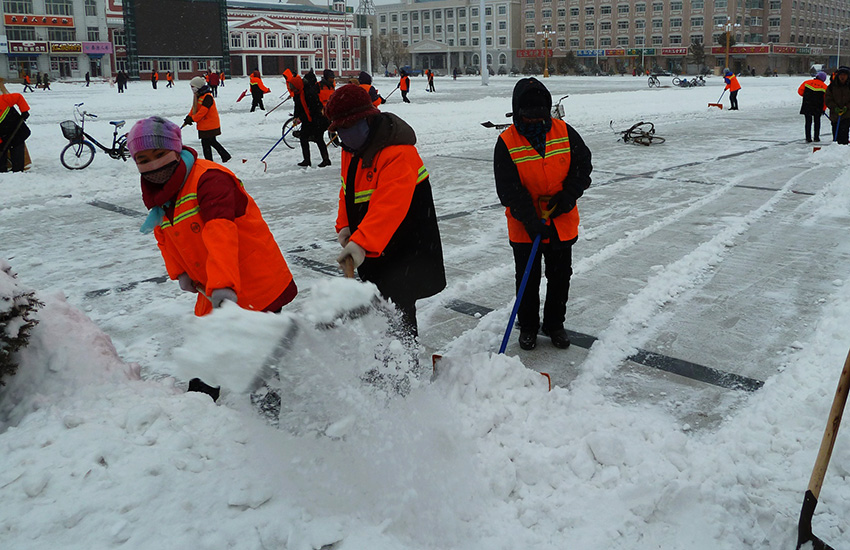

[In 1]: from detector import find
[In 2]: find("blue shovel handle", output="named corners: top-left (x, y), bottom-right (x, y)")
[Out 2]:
top-left (499, 233), bottom-right (543, 354)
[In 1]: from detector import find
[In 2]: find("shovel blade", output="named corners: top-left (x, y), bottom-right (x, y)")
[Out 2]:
top-left (708, 103), bottom-right (723, 109)
top-left (796, 490), bottom-right (835, 550)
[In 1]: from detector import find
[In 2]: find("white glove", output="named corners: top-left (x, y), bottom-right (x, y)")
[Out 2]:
top-left (210, 288), bottom-right (238, 308)
top-left (337, 227), bottom-right (351, 247)
top-left (177, 273), bottom-right (198, 293)
top-left (336, 241), bottom-right (366, 269)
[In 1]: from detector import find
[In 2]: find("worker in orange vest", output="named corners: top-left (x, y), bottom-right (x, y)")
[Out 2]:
top-left (723, 69), bottom-right (741, 110)
top-left (494, 78), bottom-right (593, 351)
top-left (249, 70), bottom-right (270, 111)
top-left (151, 71), bottom-right (159, 89)
top-left (22, 73), bottom-right (34, 93)
top-left (166, 71), bottom-right (174, 88)
top-left (318, 68), bottom-right (335, 107)
top-left (399, 69), bottom-right (411, 103)
top-left (183, 76), bottom-right (231, 163)
top-left (798, 71), bottom-right (828, 142)
top-left (325, 84), bottom-right (445, 342)
top-left (357, 71), bottom-right (384, 106)
top-left (0, 91), bottom-right (31, 172)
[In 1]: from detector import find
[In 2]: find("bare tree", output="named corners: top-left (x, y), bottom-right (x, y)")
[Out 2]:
top-left (370, 31), bottom-right (392, 75)
top-left (388, 31), bottom-right (409, 72)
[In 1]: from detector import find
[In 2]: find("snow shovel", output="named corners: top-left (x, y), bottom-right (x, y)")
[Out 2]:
top-left (795, 346), bottom-right (850, 550)
top-left (264, 95), bottom-right (290, 117)
top-left (708, 89), bottom-right (726, 109)
top-left (236, 89), bottom-right (248, 102)
top-left (833, 113), bottom-right (843, 143)
top-left (498, 198), bottom-right (555, 354)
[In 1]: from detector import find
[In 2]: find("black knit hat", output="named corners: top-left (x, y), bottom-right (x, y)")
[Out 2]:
top-left (325, 84), bottom-right (380, 131)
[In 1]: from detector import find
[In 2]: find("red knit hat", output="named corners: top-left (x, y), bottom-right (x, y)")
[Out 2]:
top-left (325, 84), bottom-right (380, 131)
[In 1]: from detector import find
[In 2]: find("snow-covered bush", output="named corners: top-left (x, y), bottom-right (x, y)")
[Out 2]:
top-left (0, 260), bottom-right (42, 384)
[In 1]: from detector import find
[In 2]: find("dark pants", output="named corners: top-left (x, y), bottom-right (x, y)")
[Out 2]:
top-left (211, 85), bottom-right (218, 97)
top-left (118, 82), bottom-right (125, 93)
top-left (299, 128), bottom-right (330, 165)
top-left (401, 90), bottom-right (410, 103)
top-left (201, 137), bottom-right (230, 162)
top-left (510, 241), bottom-right (573, 333)
top-left (152, 81), bottom-right (157, 89)
top-left (0, 144), bottom-right (27, 172)
top-left (251, 96), bottom-right (264, 111)
top-left (832, 118), bottom-right (850, 144)
top-left (729, 90), bottom-right (739, 110)
top-left (804, 113), bottom-right (822, 142)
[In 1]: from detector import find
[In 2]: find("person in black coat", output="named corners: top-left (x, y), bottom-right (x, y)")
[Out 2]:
top-left (798, 71), bottom-right (828, 142)
top-left (292, 70), bottom-right (331, 167)
top-left (0, 91), bottom-right (31, 172)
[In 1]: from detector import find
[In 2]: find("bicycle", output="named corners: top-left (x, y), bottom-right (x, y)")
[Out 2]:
top-left (610, 120), bottom-right (666, 146)
top-left (648, 74), bottom-right (661, 88)
top-left (552, 94), bottom-right (569, 120)
top-left (59, 103), bottom-right (130, 170)
top-left (282, 114), bottom-right (340, 149)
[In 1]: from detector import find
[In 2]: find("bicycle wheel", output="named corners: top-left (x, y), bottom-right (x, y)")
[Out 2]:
top-left (672, 77), bottom-right (681, 86)
top-left (281, 118), bottom-right (299, 149)
top-left (327, 130), bottom-right (340, 148)
top-left (647, 77), bottom-right (656, 88)
top-left (60, 141), bottom-right (96, 170)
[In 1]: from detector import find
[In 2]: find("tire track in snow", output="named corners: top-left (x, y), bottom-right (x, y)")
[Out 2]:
top-left (572, 162), bottom-right (825, 386)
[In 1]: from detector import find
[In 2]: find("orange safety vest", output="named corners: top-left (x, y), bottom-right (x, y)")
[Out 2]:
top-left (153, 72), bottom-right (159, 81)
top-left (499, 120), bottom-right (579, 243)
top-left (154, 158), bottom-right (294, 316)
top-left (725, 74), bottom-right (741, 92)
top-left (335, 145), bottom-right (430, 256)
top-left (0, 92), bottom-right (29, 116)
top-left (359, 83), bottom-right (382, 107)
top-left (399, 76), bottom-right (409, 91)
top-left (189, 92), bottom-right (221, 132)
top-left (167, 73), bottom-right (173, 82)
top-left (319, 81), bottom-right (335, 106)
top-left (250, 74), bottom-right (269, 93)
top-left (798, 78), bottom-right (828, 111)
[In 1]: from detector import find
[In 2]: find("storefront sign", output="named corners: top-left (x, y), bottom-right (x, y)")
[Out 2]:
top-left (50, 42), bottom-right (82, 53)
top-left (82, 42), bottom-right (113, 55)
top-left (8, 41), bottom-right (48, 54)
top-left (605, 49), bottom-right (626, 57)
top-left (4, 14), bottom-right (74, 27)
top-left (772, 45), bottom-right (797, 54)
top-left (577, 49), bottom-right (604, 57)
top-left (711, 45), bottom-right (770, 54)
top-left (0, 35), bottom-right (8, 54)
top-left (661, 47), bottom-right (688, 56)
top-left (517, 49), bottom-right (554, 58)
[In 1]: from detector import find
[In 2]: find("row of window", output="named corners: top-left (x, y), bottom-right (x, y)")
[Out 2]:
top-left (3, 25), bottom-right (100, 41)
top-left (535, 14), bottom-right (781, 32)
top-left (228, 32), bottom-right (357, 51)
top-left (2, 0), bottom-right (98, 16)
top-left (384, 21), bottom-right (505, 35)
top-left (379, 5), bottom-right (506, 23)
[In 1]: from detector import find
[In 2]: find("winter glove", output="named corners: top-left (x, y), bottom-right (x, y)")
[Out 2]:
top-left (177, 273), bottom-right (198, 294)
top-left (838, 107), bottom-right (848, 116)
top-left (21, 111), bottom-right (30, 121)
top-left (524, 218), bottom-right (556, 241)
top-left (337, 241), bottom-right (366, 270)
top-left (337, 227), bottom-right (351, 247)
top-left (210, 288), bottom-right (237, 308)
top-left (546, 191), bottom-right (576, 219)
top-left (183, 115), bottom-right (194, 126)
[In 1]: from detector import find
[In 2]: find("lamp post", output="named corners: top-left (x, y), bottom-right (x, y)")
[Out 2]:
top-left (716, 16), bottom-right (740, 71)
top-left (537, 25), bottom-right (552, 77)
top-left (837, 26), bottom-right (850, 69)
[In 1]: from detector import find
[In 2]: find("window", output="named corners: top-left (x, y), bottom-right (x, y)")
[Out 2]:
top-left (586, 21), bottom-right (595, 31)
top-left (570, 38), bottom-right (579, 47)
top-left (248, 34), bottom-right (260, 48)
top-left (48, 27), bottom-right (76, 41)
top-left (558, 7), bottom-right (566, 17)
top-left (500, 36), bottom-right (507, 45)
top-left (459, 23), bottom-right (466, 31)
top-left (618, 4), bottom-right (629, 14)
top-left (413, 26), bottom-right (420, 34)
top-left (112, 29), bottom-right (125, 46)
top-left (691, 34), bottom-right (703, 44)
top-left (266, 34), bottom-right (277, 48)
top-left (391, 14), bottom-right (397, 22)
top-left (652, 3), bottom-right (663, 11)
top-left (485, 6), bottom-right (492, 15)
top-left (671, 1), bottom-right (683, 9)
top-left (423, 11), bottom-right (430, 19)
top-left (470, 8), bottom-right (477, 17)
top-left (769, 17), bottom-right (780, 27)
top-left (526, 24), bottom-right (535, 33)
top-left (652, 19), bottom-right (663, 28)
top-left (379, 14), bottom-right (386, 23)
top-left (557, 37), bottom-right (566, 47)
top-left (714, 0), bottom-right (727, 8)
top-left (446, 8), bottom-right (453, 17)
top-left (459, 8), bottom-right (465, 17)
top-left (412, 12), bottom-right (418, 20)
top-left (3, 1), bottom-right (33, 14)
top-left (713, 15), bottom-right (726, 25)
top-left (403, 26), bottom-right (409, 34)
top-left (570, 7), bottom-right (579, 16)
top-left (85, 0), bottom-right (96, 16)
top-left (601, 21), bottom-right (612, 30)
top-left (691, 16), bottom-right (704, 26)
top-left (670, 18), bottom-right (682, 27)
top-left (460, 38), bottom-right (467, 45)
top-left (635, 35), bottom-right (645, 45)
top-left (635, 19), bottom-right (646, 29)
top-left (283, 35), bottom-right (293, 48)
top-left (526, 11), bottom-right (535, 19)
top-left (424, 25), bottom-right (431, 33)
top-left (158, 59), bottom-right (172, 71)
top-left (585, 6), bottom-right (595, 15)
top-left (768, 33), bottom-right (779, 41)
top-left (435, 24), bottom-right (442, 32)
top-left (500, 53), bottom-right (507, 64)
top-left (600, 37), bottom-right (611, 46)
top-left (401, 12), bottom-right (408, 20)
top-left (45, 0), bottom-right (72, 16)
top-left (618, 20), bottom-right (630, 30)
top-left (139, 60), bottom-right (152, 71)
top-left (448, 38), bottom-right (454, 46)
top-left (617, 36), bottom-right (629, 45)
top-left (557, 23), bottom-right (566, 32)
top-left (486, 37), bottom-right (492, 45)
top-left (769, 0), bottom-right (780, 8)
top-left (230, 33), bottom-right (242, 48)
top-left (178, 59), bottom-right (191, 71)
top-left (670, 34), bottom-right (682, 44)
top-left (471, 22), bottom-right (477, 31)
top-left (691, 0), bottom-right (704, 7)
top-left (329, 36), bottom-right (337, 49)
top-left (499, 21), bottom-right (506, 29)
top-left (635, 3), bottom-right (646, 12)
top-left (570, 22), bottom-right (579, 31)
top-left (301, 58), bottom-right (310, 71)
top-left (6, 26), bottom-right (35, 40)
top-left (601, 5), bottom-right (612, 14)
top-left (542, 9), bottom-right (552, 17)
top-left (434, 10), bottom-right (441, 19)
top-left (315, 58), bottom-right (323, 70)
top-left (299, 35), bottom-right (309, 48)
top-left (584, 37), bottom-right (595, 46)
top-left (652, 35), bottom-right (663, 45)
top-left (87, 26), bottom-right (99, 41)
top-left (499, 5), bottom-right (506, 14)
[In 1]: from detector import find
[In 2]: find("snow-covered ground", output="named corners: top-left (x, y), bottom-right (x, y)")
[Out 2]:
top-left (1, 73), bottom-right (849, 549)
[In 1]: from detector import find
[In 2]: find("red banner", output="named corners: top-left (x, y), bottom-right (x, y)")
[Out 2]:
top-left (711, 45), bottom-right (770, 54)
top-left (605, 49), bottom-right (626, 57)
top-left (517, 49), bottom-right (554, 58)
top-left (4, 14), bottom-right (74, 27)
top-left (661, 47), bottom-right (688, 56)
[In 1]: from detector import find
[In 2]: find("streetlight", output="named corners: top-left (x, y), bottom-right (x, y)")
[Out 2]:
top-left (537, 25), bottom-right (552, 77)
top-left (837, 26), bottom-right (850, 69)
top-left (715, 16), bottom-right (741, 71)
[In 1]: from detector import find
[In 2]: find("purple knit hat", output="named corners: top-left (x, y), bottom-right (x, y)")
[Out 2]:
top-left (126, 116), bottom-right (183, 157)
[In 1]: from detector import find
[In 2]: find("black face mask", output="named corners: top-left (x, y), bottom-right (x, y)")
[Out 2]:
top-left (142, 161), bottom-right (179, 185)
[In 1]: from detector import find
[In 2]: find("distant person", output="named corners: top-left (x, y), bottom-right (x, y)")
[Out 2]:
top-left (325, 84), bottom-right (446, 342)
top-left (399, 69), bottom-right (411, 103)
top-left (218, 71), bottom-right (225, 87)
top-left (427, 69), bottom-right (435, 92)
top-left (493, 78), bottom-right (592, 351)
top-left (41, 73), bottom-right (50, 91)
top-left (357, 71), bottom-right (384, 106)
top-left (453, 67), bottom-right (458, 80)
top-left (318, 68), bottom-right (335, 107)
top-left (166, 71), bottom-right (173, 88)
top-left (151, 71), bottom-right (158, 90)
top-left (825, 66), bottom-right (850, 144)
top-left (723, 69), bottom-right (740, 110)
top-left (0, 89), bottom-right (32, 173)
top-left (249, 69), bottom-right (269, 112)
top-left (116, 70), bottom-right (128, 93)
top-left (22, 73), bottom-right (34, 93)
top-left (183, 76), bottom-right (231, 163)
top-left (285, 69), bottom-right (331, 168)
top-left (208, 70), bottom-right (220, 97)
top-left (751, 67), bottom-right (756, 77)
top-left (798, 71), bottom-right (828, 143)
top-left (85, 71), bottom-right (90, 87)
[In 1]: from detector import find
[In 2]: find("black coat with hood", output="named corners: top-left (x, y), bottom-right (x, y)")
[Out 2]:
top-left (493, 78), bottom-right (593, 248)
top-left (342, 112), bottom-right (446, 305)
top-left (297, 70), bottom-right (329, 139)
top-left (825, 67), bottom-right (850, 123)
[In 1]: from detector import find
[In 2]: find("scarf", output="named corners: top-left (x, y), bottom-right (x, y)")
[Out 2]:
top-left (516, 118), bottom-right (552, 158)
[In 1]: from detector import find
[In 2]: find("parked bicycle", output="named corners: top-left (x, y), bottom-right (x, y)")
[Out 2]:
top-left (552, 94), bottom-right (569, 120)
top-left (648, 74), bottom-right (661, 88)
top-left (610, 120), bottom-right (666, 146)
top-left (59, 103), bottom-right (130, 170)
top-left (281, 115), bottom-right (340, 149)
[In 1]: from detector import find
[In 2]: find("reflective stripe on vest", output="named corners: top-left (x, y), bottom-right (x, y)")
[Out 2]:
top-left (341, 161), bottom-right (429, 204)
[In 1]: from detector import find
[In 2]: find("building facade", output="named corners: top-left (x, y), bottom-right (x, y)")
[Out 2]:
top-left (1, 0), bottom-right (113, 81)
top-left (374, 0), bottom-right (850, 75)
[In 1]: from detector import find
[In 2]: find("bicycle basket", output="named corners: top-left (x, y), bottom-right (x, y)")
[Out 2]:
top-left (60, 120), bottom-right (83, 142)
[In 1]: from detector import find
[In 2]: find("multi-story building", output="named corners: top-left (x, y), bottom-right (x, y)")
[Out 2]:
top-left (1, 0), bottom-right (113, 81)
top-left (374, 0), bottom-right (850, 75)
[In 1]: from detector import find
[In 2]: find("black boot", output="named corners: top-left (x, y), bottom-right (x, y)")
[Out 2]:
top-left (188, 378), bottom-right (221, 401)
top-left (318, 158), bottom-right (331, 167)
top-left (297, 159), bottom-right (311, 167)
top-left (542, 326), bottom-right (571, 349)
top-left (518, 330), bottom-right (537, 350)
